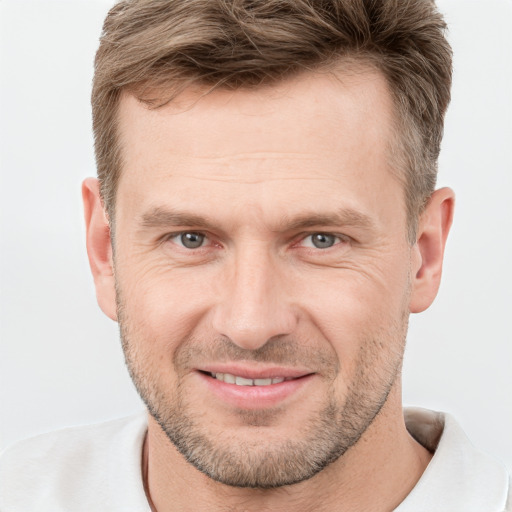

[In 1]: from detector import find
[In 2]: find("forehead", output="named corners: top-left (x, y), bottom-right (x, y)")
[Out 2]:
top-left (115, 68), bottom-right (403, 230)
top-left (118, 67), bottom-right (394, 162)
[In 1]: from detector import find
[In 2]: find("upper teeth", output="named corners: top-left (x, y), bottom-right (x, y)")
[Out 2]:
top-left (211, 373), bottom-right (286, 386)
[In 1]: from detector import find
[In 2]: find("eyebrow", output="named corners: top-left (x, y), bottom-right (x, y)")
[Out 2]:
top-left (138, 206), bottom-right (376, 233)
top-left (281, 210), bottom-right (376, 232)
top-left (140, 208), bottom-right (217, 230)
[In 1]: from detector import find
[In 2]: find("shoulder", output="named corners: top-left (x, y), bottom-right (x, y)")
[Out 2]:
top-left (399, 407), bottom-right (511, 512)
top-left (0, 412), bottom-right (150, 512)
top-left (507, 478), bottom-right (512, 512)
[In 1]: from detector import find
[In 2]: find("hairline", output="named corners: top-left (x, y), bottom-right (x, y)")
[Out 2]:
top-left (104, 59), bottom-right (427, 245)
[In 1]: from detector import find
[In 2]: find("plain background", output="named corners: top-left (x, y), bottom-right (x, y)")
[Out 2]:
top-left (1, 0), bottom-right (511, 475)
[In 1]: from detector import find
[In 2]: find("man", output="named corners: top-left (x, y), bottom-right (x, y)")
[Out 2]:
top-left (0, 0), bottom-right (510, 510)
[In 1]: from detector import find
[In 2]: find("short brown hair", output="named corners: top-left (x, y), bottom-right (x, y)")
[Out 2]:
top-left (92, 0), bottom-right (452, 240)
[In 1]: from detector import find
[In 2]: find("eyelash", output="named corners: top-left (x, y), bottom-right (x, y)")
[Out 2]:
top-left (296, 233), bottom-right (346, 250)
top-left (164, 231), bottom-right (349, 251)
top-left (165, 232), bottom-right (211, 250)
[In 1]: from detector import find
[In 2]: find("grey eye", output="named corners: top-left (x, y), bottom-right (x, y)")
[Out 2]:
top-left (310, 233), bottom-right (337, 249)
top-left (180, 232), bottom-right (205, 249)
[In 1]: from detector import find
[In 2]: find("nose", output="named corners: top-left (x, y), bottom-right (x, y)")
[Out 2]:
top-left (211, 244), bottom-right (298, 351)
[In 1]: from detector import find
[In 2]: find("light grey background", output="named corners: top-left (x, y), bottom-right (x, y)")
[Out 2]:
top-left (1, 0), bottom-right (511, 474)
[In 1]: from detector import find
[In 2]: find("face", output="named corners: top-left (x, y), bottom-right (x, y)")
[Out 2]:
top-left (111, 69), bottom-right (416, 488)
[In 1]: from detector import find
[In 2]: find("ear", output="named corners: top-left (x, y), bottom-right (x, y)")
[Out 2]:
top-left (409, 187), bottom-right (455, 313)
top-left (82, 178), bottom-right (117, 321)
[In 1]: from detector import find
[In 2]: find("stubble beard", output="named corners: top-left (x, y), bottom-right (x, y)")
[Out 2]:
top-left (117, 293), bottom-right (408, 489)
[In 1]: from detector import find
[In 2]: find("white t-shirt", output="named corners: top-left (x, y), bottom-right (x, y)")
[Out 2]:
top-left (0, 408), bottom-right (510, 511)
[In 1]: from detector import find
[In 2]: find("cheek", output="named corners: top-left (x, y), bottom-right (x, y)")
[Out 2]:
top-left (116, 257), bottom-right (219, 346)
top-left (116, 268), bottom-right (217, 394)
top-left (298, 263), bottom-right (411, 365)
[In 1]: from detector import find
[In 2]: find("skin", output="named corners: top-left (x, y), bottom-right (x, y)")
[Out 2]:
top-left (83, 68), bottom-right (454, 511)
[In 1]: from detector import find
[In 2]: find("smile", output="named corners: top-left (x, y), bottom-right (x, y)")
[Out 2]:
top-left (210, 372), bottom-right (292, 386)
top-left (197, 368), bottom-right (316, 409)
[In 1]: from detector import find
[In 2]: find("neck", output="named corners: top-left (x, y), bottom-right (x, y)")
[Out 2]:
top-left (142, 385), bottom-right (431, 512)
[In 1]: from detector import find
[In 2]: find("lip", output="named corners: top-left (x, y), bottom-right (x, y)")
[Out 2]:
top-left (195, 365), bottom-right (315, 410)
top-left (198, 363), bottom-right (312, 380)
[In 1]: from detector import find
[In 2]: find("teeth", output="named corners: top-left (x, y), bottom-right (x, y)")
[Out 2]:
top-left (223, 373), bottom-right (235, 384)
top-left (235, 376), bottom-right (253, 386)
top-left (211, 373), bottom-right (288, 386)
top-left (254, 378), bottom-right (272, 386)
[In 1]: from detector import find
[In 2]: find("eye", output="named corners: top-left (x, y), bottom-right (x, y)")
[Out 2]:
top-left (300, 233), bottom-right (342, 249)
top-left (172, 232), bottom-right (206, 249)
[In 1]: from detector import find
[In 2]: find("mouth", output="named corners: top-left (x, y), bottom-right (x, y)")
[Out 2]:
top-left (196, 367), bottom-right (315, 409)
top-left (207, 372), bottom-right (296, 386)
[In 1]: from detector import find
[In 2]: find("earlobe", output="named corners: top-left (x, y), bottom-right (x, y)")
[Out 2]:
top-left (409, 187), bottom-right (455, 313)
top-left (82, 178), bottom-right (118, 321)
